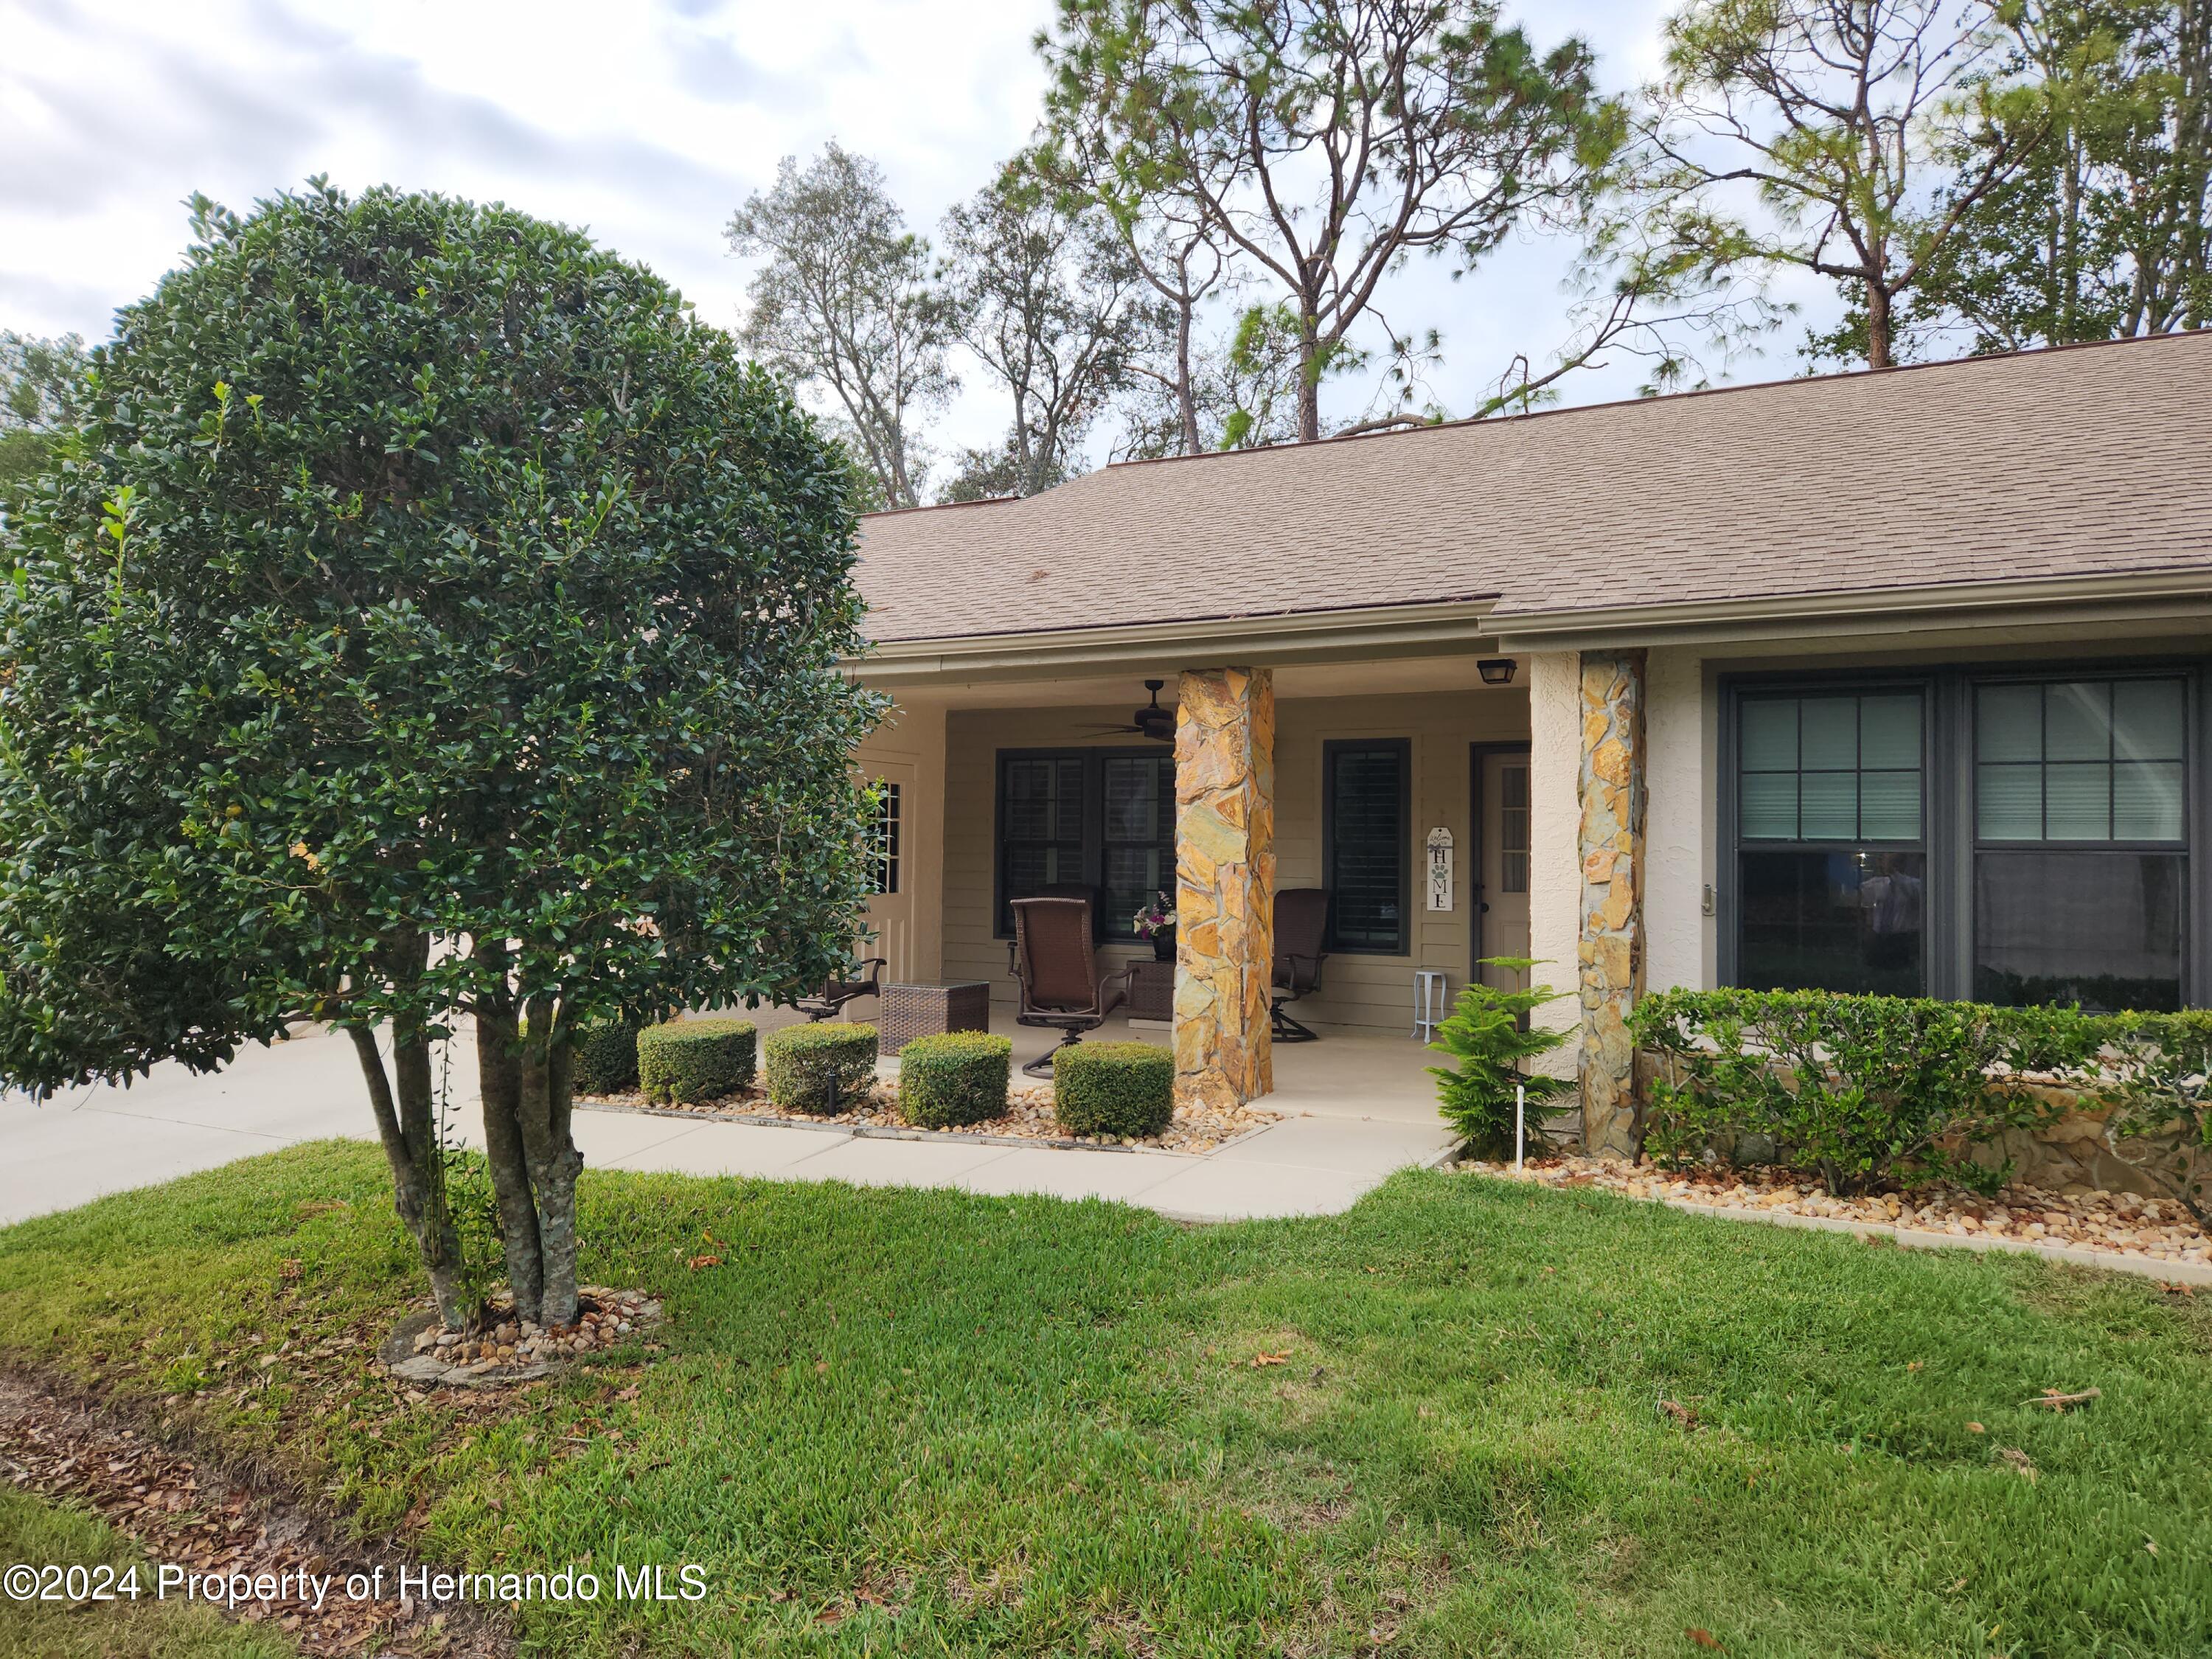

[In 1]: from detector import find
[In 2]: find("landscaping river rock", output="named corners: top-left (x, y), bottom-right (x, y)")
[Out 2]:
top-left (383, 1287), bottom-right (662, 1388)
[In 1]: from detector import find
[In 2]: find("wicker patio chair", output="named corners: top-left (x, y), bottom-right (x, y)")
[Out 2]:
top-left (795, 956), bottom-right (886, 1022)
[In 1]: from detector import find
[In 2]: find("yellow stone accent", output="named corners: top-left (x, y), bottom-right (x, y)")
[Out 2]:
top-left (1175, 667), bottom-right (1275, 1108)
top-left (1578, 650), bottom-right (1646, 1160)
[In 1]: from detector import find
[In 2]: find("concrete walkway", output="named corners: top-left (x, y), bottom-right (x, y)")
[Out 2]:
top-left (0, 1023), bottom-right (1458, 1228)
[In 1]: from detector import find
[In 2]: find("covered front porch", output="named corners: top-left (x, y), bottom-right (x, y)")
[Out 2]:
top-left (846, 633), bottom-right (1626, 1132)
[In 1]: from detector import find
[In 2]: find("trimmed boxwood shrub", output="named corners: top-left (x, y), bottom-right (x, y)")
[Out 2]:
top-left (571, 1017), bottom-right (644, 1095)
top-left (1054, 1040), bottom-right (1174, 1140)
top-left (765, 1022), bottom-right (879, 1115)
top-left (898, 1032), bottom-right (1012, 1129)
top-left (637, 1017), bottom-right (757, 1105)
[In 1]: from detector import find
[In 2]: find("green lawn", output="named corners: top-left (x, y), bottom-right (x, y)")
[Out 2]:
top-left (0, 1141), bottom-right (2206, 1658)
top-left (0, 1487), bottom-right (294, 1658)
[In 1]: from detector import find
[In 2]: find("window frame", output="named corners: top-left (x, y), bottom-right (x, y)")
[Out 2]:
top-left (1719, 658), bottom-right (2209, 1007)
top-left (992, 745), bottom-right (1176, 941)
top-left (1321, 737), bottom-right (1413, 956)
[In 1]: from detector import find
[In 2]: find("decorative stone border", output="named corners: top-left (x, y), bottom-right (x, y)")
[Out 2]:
top-left (378, 1288), bottom-right (662, 1389)
top-left (574, 1096), bottom-right (1283, 1160)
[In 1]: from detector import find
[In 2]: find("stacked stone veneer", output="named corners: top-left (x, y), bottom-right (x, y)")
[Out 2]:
top-left (1174, 667), bottom-right (1275, 1110)
top-left (1578, 651), bottom-right (1646, 1158)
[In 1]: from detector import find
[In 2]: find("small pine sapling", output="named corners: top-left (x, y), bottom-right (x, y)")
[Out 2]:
top-left (1427, 957), bottom-right (1573, 1156)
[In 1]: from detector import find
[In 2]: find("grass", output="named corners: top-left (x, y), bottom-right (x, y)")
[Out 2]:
top-left (0, 1139), bottom-right (2207, 1657)
top-left (0, 1487), bottom-right (295, 1658)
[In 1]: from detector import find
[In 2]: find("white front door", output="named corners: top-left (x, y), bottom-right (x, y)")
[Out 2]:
top-left (1476, 748), bottom-right (1534, 991)
top-left (864, 762), bottom-right (917, 981)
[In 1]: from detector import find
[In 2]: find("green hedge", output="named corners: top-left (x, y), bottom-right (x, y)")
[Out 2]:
top-left (1631, 987), bottom-right (2212, 1209)
top-left (897, 1032), bottom-right (1012, 1129)
top-left (637, 1018), bottom-right (757, 1105)
top-left (1053, 1041), bottom-right (1174, 1140)
top-left (571, 1017), bottom-right (643, 1095)
top-left (764, 1022), bottom-right (879, 1115)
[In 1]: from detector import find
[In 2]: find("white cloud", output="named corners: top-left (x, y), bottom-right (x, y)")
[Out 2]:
top-left (0, 0), bottom-right (1836, 469)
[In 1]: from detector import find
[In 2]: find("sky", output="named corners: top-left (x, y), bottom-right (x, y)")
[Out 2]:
top-left (0, 0), bottom-right (1834, 474)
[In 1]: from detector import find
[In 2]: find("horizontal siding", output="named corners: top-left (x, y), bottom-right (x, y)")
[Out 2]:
top-left (941, 684), bottom-right (1530, 1031)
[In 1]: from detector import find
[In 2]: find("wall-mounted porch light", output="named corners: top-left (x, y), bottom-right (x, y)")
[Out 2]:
top-left (1477, 658), bottom-right (1517, 686)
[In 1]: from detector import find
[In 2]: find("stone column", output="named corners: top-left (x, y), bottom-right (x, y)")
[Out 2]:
top-left (1577, 650), bottom-right (1646, 1159)
top-left (1174, 667), bottom-right (1275, 1109)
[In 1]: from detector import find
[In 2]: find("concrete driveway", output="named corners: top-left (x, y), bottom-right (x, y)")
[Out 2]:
top-left (0, 1026), bottom-right (395, 1227)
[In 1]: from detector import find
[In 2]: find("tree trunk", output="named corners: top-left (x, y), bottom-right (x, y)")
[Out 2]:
top-left (1175, 294), bottom-right (1201, 456)
top-left (1295, 307), bottom-right (1323, 442)
top-left (1865, 282), bottom-right (1894, 369)
top-left (474, 994), bottom-right (585, 1329)
top-left (474, 998), bottom-right (546, 1324)
top-left (350, 1019), bottom-right (466, 1329)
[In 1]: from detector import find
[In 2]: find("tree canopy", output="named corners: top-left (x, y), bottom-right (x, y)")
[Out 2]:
top-left (0, 182), bottom-right (883, 1326)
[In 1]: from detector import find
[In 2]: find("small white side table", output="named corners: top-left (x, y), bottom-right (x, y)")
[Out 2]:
top-left (1413, 968), bottom-right (1450, 1041)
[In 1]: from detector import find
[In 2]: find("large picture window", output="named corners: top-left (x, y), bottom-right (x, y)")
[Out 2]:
top-left (1972, 677), bottom-right (2188, 1011)
top-left (1735, 689), bottom-right (1926, 997)
top-left (1727, 665), bottom-right (2202, 1012)
top-left (995, 748), bottom-right (1174, 939)
top-left (1324, 739), bottom-right (1411, 954)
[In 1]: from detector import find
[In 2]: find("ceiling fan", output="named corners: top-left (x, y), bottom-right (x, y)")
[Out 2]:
top-left (1076, 679), bottom-right (1174, 743)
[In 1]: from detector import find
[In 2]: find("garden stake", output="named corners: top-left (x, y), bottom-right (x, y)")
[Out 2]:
top-left (1514, 1082), bottom-right (1526, 1174)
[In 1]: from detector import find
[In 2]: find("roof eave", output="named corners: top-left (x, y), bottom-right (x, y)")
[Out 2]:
top-left (1489, 568), bottom-right (2212, 654)
top-left (847, 597), bottom-right (1503, 686)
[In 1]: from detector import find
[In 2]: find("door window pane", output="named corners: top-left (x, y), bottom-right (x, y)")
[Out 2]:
top-left (1500, 765), bottom-right (1530, 894)
top-left (1974, 851), bottom-right (2183, 1012)
top-left (1739, 850), bottom-right (1925, 997)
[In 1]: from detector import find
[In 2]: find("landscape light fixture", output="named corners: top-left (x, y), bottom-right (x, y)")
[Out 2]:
top-left (1477, 658), bottom-right (1517, 686)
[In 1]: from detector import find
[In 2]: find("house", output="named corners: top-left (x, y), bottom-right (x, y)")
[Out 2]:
top-left (842, 330), bottom-right (2212, 1149)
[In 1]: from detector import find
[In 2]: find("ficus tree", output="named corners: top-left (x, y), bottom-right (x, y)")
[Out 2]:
top-left (0, 182), bottom-right (883, 1331)
top-left (1040, 0), bottom-right (1624, 442)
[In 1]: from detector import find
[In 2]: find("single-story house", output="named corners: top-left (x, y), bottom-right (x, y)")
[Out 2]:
top-left (842, 330), bottom-right (2212, 1151)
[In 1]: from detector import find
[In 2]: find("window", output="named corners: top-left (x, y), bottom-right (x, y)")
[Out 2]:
top-left (1100, 754), bottom-right (1176, 938)
top-left (1972, 677), bottom-right (2188, 1011)
top-left (1499, 763), bottom-right (1530, 894)
top-left (1734, 689), bottom-right (1926, 997)
top-left (995, 748), bottom-right (1174, 939)
top-left (1324, 739), bottom-right (1411, 953)
top-left (1725, 666), bottom-right (2202, 1012)
top-left (869, 782), bottom-right (901, 895)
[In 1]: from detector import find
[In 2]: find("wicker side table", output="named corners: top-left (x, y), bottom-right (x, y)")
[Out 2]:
top-left (880, 981), bottom-right (992, 1056)
top-left (1125, 959), bottom-right (1174, 1023)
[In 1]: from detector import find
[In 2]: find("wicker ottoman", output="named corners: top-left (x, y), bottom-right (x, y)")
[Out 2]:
top-left (1124, 959), bottom-right (1174, 1023)
top-left (880, 980), bottom-right (992, 1056)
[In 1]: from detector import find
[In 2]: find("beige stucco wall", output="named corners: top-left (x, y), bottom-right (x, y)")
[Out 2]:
top-left (937, 682), bottom-right (1529, 1032)
top-left (1644, 646), bottom-right (1715, 994)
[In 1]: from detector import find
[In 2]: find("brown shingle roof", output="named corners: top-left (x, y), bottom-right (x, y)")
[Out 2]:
top-left (855, 331), bottom-right (2212, 644)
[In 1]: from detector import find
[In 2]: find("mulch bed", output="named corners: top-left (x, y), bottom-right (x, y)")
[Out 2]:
top-left (581, 1077), bottom-right (1274, 1155)
top-left (0, 1370), bottom-right (512, 1657)
top-left (1462, 1155), bottom-right (2210, 1270)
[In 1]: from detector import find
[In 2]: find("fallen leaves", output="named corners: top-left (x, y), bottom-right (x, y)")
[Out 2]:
top-left (1996, 1447), bottom-right (2038, 1483)
top-left (2023, 1387), bottom-right (2101, 1411)
top-left (1966, 1422), bottom-right (1986, 1434)
top-left (686, 1253), bottom-right (722, 1271)
top-left (1250, 1351), bottom-right (1291, 1368)
top-left (1686, 1628), bottom-right (1723, 1649)
top-left (1659, 1399), bottom-right (1700, 1429)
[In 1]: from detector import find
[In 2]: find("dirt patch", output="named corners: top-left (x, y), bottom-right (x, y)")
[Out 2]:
top-left (582, 1077), bottom-right (1275, 1155)
top-left (0, 1370), bottom-right (512, 1657)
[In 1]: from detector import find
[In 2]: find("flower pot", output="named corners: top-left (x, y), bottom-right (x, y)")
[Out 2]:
top-left (1151, 928), bottom-right (1176, 962)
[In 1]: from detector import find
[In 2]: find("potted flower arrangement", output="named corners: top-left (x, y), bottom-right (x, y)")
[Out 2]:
top-left (1132, 891), bottom-right (1176, 961)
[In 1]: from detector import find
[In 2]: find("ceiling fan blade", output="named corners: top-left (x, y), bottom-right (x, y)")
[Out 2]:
top-left (1071, 723), bottom-right (1144, 734)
